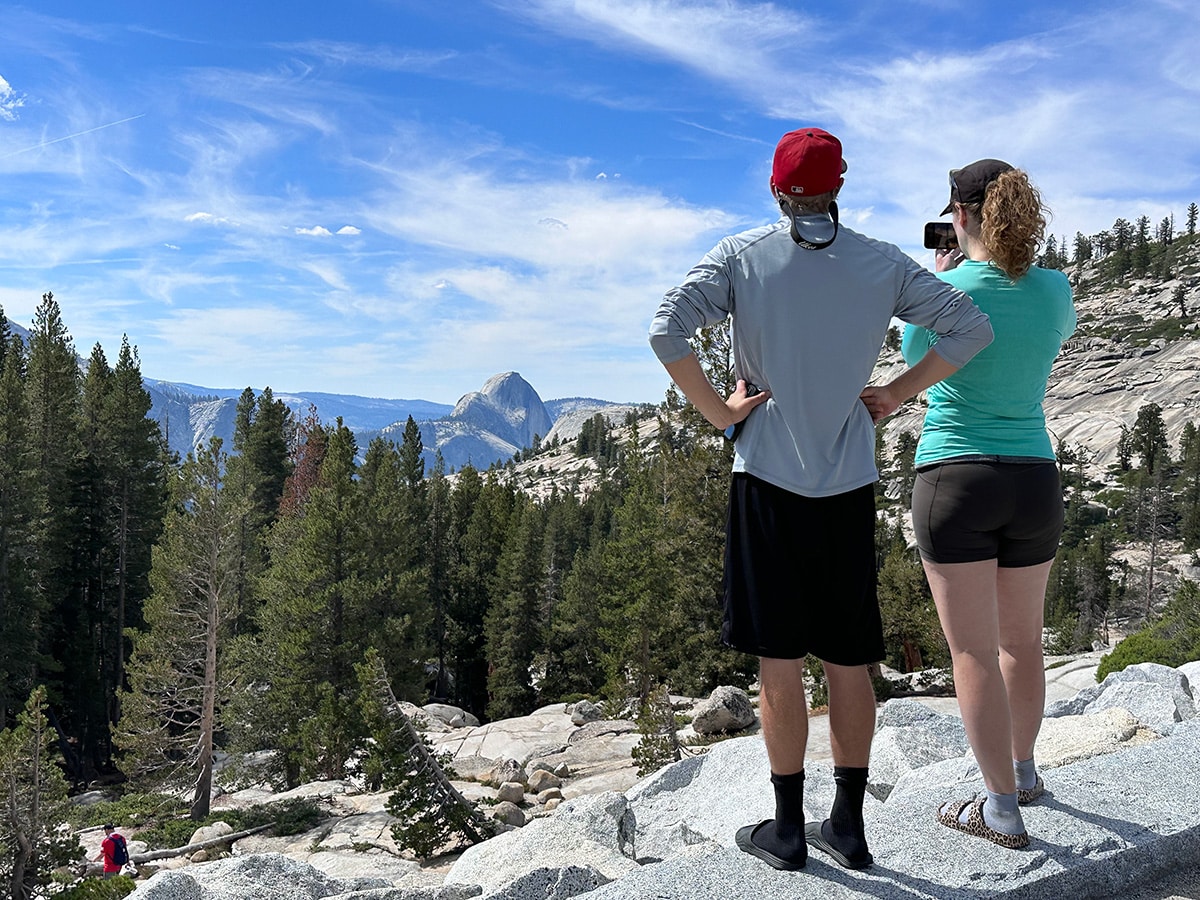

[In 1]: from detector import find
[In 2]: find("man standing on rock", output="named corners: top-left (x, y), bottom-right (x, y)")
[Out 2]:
top-left (648, 127), bottom-right (993, 871)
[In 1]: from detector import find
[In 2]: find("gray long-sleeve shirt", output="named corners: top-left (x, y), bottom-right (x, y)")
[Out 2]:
top-left (649, 217), bottom-right (993, 497)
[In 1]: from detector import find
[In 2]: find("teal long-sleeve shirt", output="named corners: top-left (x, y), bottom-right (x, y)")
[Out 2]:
top-left (902, 261), bottom-right (1075, 467)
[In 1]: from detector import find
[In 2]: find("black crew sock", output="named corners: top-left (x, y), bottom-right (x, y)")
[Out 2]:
top-left (821, 766), bottom-right (870, 861)
top-left (751, 770), bottom-right (807, 864)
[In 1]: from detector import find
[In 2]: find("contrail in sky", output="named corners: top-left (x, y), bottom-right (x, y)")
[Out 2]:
top-left (1, 113), bottom-right (145, 159)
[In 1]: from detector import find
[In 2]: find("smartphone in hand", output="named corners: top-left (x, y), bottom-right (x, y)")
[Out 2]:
top-left (923, 222), bottom-right (957, 250)
top-left (724, 383), bottom-right (761, 442)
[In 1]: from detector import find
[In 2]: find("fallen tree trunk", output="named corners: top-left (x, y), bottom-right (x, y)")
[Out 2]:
top-left (132, 822), bottom-right (274, 862)
top-left (82, 822), bottom-right (276, 875)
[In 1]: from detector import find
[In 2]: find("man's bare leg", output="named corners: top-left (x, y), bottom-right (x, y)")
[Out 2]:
top-left (824, 662), bottom-right (876, 766)
top-left (759, 656), bottom-right (809, 774)
top-left (736, 656), bottom-right (809, 869)
top-left (804, 661), bottom-right (876, 868)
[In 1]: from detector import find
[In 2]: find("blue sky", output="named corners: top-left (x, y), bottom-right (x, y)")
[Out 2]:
top-left (2, 1), bottom-right (1198, 406)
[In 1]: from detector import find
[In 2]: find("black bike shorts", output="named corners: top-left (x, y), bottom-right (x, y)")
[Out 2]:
top-left (911, 460), bottom-right (1064, 567)
top-left (722, 474), bottom-right (884, 664)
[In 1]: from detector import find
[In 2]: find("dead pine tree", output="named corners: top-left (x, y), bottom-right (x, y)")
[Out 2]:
top-left (357, 651), bottom-right (496, 859)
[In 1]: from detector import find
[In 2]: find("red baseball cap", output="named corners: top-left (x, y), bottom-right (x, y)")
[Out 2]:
top-left (771, 128), bottom-right (847, 197)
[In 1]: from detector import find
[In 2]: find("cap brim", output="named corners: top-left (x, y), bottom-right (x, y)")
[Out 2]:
top-left (939, 200), bottom-right (953, 216)
top-left (791, 210), bottom-right (837, 246)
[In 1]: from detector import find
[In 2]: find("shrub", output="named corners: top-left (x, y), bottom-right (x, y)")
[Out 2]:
top-left (1095, 580), bottom-right (1200, 681)
top-left (56, 875), bottom-right (137, 900)
top-left (1096, 632), bottom-right (1179, 682)
top-left (67, 793), bottom-right (186, 831)
top-left (129, 798), bottom-right (324, 849)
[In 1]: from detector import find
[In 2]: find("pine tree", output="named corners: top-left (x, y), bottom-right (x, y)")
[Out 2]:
top-left (425, 454), bottom-right (453, 700)
top-left (876, 519), bottom-right (944, 672)
top-left (592, 432), bottom-right (675, 705)
top-left (24, 293), bottom-right (95, 780)
top-left (398, 416), bottom-right (426, 491)
top-left (1178, 422), bottom-right (1200, 551)
top-left (1187, 202), bottom-right (1198, 236)
top-left (648, 410), bottom-right (753, 695)
top-left (0, 686), bottom-right (80, 900)
top-left (1131, 402), bottom-right (1171, 475)
top-left (354, 436), bottom-right (431, 703)
top-left (116, 439), bottom-right (240, 819)
top-left (1155, 216), bottom-right (1174, 245)
top-left (1040, 234), bottom-right (1059, 270)
top-left (447, 470), bottom-right (512, 716)
top-left (358, 652), bottom-right (494, 857)
top-left (246, 422), bottom-right (366, 785)
top-left (484, 497), bottom-right (545, 719)
top-left (1072, 232), bottom-right (1094, 265)
top-left (1131, 216), bottom-right (1152, 275)
top-left (93, 338), bottom-right (167, 736)
top-left (0, 326), bottom-right (35, 728)
top-left (225, 387), bottom-right (294, 634)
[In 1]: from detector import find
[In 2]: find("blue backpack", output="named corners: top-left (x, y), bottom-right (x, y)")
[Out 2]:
top-left (110, 834), bottom-right (129, 865)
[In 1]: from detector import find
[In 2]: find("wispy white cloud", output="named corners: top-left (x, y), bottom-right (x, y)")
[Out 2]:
top-left (273, 40), bottom-right (459, 72)
top-left (4, 1), bottom-right (1200, 404)
top-left (510, 0), bottom-right (812, 88)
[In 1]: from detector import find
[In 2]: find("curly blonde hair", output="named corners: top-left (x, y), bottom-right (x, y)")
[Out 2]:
top-left (961, 169), bottom-right (1047, 281)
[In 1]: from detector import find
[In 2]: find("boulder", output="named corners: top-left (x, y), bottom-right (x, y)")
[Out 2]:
top-left (423, 704), bottom-right (481, 729)
top-left (867, 699), bottom-right (969, 799)
top-left (1103, 662), bottom-right (1195, 720)
top-left (1047, 661), bottom-right (1195, 725)
top-left (570, 700), bottom-right (603, 725)
top-left (188, 821), bottom-right (233, 847)
top-left (126, 853), bottom-right (392, 900)
top-left (528, 769), bottom-right (562, 793)
top-left (690, 686), bottom-right (755, 735)
top-left (1180, 660), bottom-right (1200, 693)
top-left (481, 759), bottom-right (527, 788)
top-left (444, 792), bottom-right (638, 894)
top-left (482, 865), bottom-right (609, 900)
top-left (495, 782), bottom-right (525, 804)
top-left (1087, 680), bottom-right (1181, 733)
top-left (490, 801), bottom-right (525, 827)
top-left (1034, 707), bottom-right (1159, 767)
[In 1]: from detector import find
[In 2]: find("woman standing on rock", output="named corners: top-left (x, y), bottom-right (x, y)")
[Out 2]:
top-left (861, 159), bottom-right (1075, 848)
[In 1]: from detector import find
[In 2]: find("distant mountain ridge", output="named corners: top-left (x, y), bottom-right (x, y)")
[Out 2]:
top-left (143, 372), bottom-right (635, 473)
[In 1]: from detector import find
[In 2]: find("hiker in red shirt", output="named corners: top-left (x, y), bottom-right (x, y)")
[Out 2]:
top-left (95, 824), bottom-right (128, 878)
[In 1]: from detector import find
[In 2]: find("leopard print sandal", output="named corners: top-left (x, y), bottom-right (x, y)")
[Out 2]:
top-left (936, 797), bottom-right (1030, 849)
top-left (1017, 776), bottom-right (1044, 805)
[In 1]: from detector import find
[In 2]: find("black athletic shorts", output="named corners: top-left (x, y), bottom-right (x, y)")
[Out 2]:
top-left (722, 474), bottom-right (884, 664)
top-left (911, 460), bottom-right (1064, 567)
